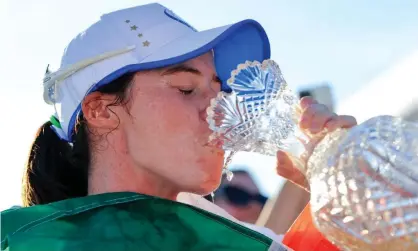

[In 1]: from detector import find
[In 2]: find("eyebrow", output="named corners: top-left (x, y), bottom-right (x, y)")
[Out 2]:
top-left (161, 63), bottom-right (222, 83)
top-left (161, 64), bottom-right (202, 76)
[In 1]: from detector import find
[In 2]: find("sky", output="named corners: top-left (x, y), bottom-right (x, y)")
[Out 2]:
top-left (1, 0), bottom-right (418, 210)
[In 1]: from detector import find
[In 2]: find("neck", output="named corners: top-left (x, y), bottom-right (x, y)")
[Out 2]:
top-left (87, 140), bottom-right (179, 201)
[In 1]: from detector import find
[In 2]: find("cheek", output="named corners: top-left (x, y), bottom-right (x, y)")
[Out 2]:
top-left (150, 97), bottom-right (199, 142)
top-left (127, 93), bottom-right (201, 162)
top-left (124, 89), bottom-right (224, 192)
top-left (156, 102), bottom-right (197, 135)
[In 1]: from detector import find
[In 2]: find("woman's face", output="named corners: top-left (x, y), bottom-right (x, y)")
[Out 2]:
top-left (113, 52), bottom-right (225, 195)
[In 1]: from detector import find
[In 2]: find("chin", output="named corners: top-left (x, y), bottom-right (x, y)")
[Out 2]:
top-left (202, 170), bottom-right (224, 193)
top-left (203, 177), bottom-right (222, 193)
top-left (183, 149), bottom-right (224, 194)
top-left (186, 167), bottom-right (223, 196)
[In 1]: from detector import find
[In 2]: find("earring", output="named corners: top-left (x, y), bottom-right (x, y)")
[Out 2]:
top-left (223, 168), bottom-right (234, 181)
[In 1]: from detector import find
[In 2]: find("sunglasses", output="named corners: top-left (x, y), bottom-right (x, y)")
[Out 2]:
top-left (216, 185), bottom-right (267, 207)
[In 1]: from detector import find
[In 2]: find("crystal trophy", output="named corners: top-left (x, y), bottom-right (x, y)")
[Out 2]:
top-left (206, 60), bottom-right (418, 251)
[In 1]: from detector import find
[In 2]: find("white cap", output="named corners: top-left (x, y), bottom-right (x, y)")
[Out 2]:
top-left (43, 3), bottom-right (270, 142)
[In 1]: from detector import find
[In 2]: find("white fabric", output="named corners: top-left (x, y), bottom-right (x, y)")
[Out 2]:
top-left (177, 192), bottom-right (291, 250)
top-left (53, 3), bottom-right (197, 138)
top-left (43, 3), bottom-right (258, 141)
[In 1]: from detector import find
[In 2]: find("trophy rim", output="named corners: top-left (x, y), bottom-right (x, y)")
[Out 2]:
top-left (206, 59), bottom-right (294, 151)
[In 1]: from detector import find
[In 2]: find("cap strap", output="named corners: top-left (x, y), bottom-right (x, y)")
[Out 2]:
top-left (43, 45), bottom-right (136, 105)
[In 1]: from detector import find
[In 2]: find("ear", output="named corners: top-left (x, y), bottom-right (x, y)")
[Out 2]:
top-left (81, 92), bottom-right (120, 130)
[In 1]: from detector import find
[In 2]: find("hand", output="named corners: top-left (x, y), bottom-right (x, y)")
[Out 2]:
top-left (276, 97), bottom-right (357, 190)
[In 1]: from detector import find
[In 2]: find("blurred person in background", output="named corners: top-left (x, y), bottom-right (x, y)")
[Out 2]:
top-left (214, 169), bottom-right (267, 224)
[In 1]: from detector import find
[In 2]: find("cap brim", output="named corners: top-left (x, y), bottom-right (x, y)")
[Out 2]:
top-left (92, 19), bottom-right (270, 93)
top-left (67, 19), bottom-right (270, 140)
top-left (140, 19), bottom-right (271, 90)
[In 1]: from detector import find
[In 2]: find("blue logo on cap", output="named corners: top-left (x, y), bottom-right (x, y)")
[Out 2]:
top-left (164, 9), bottom-right (198, 32)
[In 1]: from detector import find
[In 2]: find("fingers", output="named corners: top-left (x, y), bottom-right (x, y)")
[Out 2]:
top-left (325, 115), bottom-right (357, 132)
top-left (299, 97), bottom-right (357, 135)
top-left (276, 150), bottom-right (294, 174)
top-left (278, 97), bottom-right (357, 191)
top-left (300, 96), bottom-right (317, 110)
top-left (299, 103), bottom-right (336, 134)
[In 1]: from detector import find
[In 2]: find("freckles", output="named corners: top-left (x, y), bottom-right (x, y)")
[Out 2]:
top-left (162, 105), bottom-right (197, 131)
top-left (137, 89), bottom-right (199, 140)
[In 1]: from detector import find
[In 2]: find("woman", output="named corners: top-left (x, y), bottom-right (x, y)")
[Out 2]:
top-left (1, 3), bottom-right (356, 251)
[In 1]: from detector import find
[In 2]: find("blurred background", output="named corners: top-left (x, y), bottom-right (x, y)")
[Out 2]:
top-left (1, 0), bottom-right (418, 229)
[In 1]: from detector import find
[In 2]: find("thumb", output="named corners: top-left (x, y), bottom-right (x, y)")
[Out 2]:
top-left (276, 150), bottom-right (310, 190)
top-left (277, 151), bottom-right (292, 166)
top-left (276, 151), bottom-right (294, 175)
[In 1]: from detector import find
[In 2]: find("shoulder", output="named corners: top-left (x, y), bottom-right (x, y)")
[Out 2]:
top-left (1, 192), bottom-right (276, 251)
top-left (1, 193), bottom-right (146, 250)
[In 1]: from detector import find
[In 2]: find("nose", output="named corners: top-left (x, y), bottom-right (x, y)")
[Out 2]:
top-left (199, 84), bottom-right (219, 122)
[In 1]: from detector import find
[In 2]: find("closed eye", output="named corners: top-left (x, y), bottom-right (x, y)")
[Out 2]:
top-left (178, 88), bottom-right (194, 95)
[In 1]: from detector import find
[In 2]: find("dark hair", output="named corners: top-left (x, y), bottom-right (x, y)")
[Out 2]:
top-left (22, 73), bottom-right (135, 207)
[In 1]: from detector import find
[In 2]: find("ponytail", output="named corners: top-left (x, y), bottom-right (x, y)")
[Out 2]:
top-left (22, 120), bottom-right (89, 206)
top-left (22, 72), bottom-right (135, 206)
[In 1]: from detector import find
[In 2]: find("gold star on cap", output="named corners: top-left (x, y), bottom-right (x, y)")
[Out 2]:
top-left (125, 20), bottom-right (130, 23)
top-left (130, 25), bottom-right (138, 31)
top-left (143, 40), bottom-right (150, 47)
top-left (137, 33), bottom-right (143, 38)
